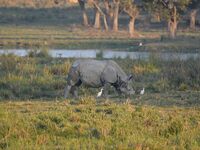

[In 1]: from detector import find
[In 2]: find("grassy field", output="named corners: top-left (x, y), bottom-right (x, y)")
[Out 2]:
top-left (1, 100), bottom-right (200, 149)
top-left (0, 7), bottom-right (200, 51)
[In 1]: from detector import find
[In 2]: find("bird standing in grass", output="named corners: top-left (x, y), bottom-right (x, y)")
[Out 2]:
top-left (97, 88), bottom-right (104, 98)
top-left (140, 88), bottom-right (145, 95)
top-left (139, 42), bottom-right (143, 47)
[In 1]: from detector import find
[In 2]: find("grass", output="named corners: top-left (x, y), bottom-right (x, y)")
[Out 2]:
top-left (0, 100), bottom-right (200, 149)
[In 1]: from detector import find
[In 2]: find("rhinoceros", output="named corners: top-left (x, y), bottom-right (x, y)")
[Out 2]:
top-left (64, 59), bottom-right (135, 98)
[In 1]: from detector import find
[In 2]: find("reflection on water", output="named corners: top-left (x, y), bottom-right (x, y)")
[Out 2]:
top-left (0, 49), bottom-right (199, 61)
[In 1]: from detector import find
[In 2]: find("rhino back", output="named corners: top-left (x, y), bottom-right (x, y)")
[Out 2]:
top-left (70, 59), bottom-right (127, 86)
top-left (107, 60), bottom-right (128, 81)
top-left (75, 60), bottom-right (107, 87)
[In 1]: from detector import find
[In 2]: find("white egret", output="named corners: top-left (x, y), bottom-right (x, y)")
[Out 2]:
top-left (140, 88), bottom-right (145, 95)
top-left (97, 88), bottom-right (104, 98)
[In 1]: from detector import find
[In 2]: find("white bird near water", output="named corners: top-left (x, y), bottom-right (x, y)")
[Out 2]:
top-left (139, 42), bottom-right (143, 47)
top-left (97, 88), bottom-right (104, 98)
top-left (140, 88), bottom-right (145, 95)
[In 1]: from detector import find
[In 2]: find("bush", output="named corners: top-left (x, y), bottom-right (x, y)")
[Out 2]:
top-left (132, 62), bottom-right (160, 75)
top-left (49, 61), bottom-right (71, 76)
top-left (0, 55), bottom-right (67, 100)
top-left (28, 47), bottom-right (50, 58)
top-left (0, 54), bottom-right (21, 74)
top-left (163, 58), bottom-right (200, 89)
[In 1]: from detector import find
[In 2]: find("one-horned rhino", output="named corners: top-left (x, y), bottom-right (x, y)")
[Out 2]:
top-left (64, 59), bottom-right (135, 98)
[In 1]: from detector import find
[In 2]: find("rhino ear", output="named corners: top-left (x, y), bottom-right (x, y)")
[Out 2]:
top-left (127, 74), bottom-right (133, 80)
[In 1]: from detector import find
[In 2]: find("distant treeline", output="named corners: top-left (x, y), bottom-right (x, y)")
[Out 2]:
top-left (0, 0), bottom-right (199, 39)
top-left (0, 0), bottom-right (72, 8)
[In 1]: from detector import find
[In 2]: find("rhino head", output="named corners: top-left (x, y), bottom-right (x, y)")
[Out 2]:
top-left (118, 75), bottom-right (135, 96)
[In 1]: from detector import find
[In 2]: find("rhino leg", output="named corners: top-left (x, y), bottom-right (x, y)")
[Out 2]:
top-left (70, 86), bottom-right (79, 99)
top-left (116, 88), bottom-right (122, 96)
top-left (102, 83), bottom-right (110, 98)
top-left (64, 85), bottom-right (72, 98)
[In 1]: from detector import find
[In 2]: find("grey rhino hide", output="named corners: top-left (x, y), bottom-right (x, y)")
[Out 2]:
top-left (64, 59), bottom-right (135, 98)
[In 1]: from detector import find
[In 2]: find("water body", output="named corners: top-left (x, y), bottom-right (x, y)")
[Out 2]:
top-left (0, 49), bottom-right (199, 61)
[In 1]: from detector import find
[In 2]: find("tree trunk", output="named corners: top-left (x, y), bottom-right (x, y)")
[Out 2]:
top-left (94, 7), bottom-right (101, 28)
top-left (103, 15), bottom-right (109, 31)
top-left (168, 6), bottom-right (177, 39)
top-left (168, 19), bottom-right (177, 39)
top-left (153, 13), bottom-right (161, 22)
top-left (78, 0), bottom-right (89, 26)
top-left (123, 6), bottom-right (138, 38)
top-left (190, 9), bottom-right (197, 30)
top-left (129, 16), bottom-right (136, 37)
top-left (113, 0), bottom-right (119, 32)
top-left (93, 1), bottom-right (109, 31)
top-left (104, 0), bottom-right (113, 28)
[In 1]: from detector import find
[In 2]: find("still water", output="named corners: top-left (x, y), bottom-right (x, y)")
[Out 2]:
top-left (0, 49), bottom-right (199, 61)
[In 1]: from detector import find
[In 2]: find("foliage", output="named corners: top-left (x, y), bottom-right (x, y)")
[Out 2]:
top-left (188, 0), bottom-right (200, 9)
top-left (143, 0), bottom-right (191, 18)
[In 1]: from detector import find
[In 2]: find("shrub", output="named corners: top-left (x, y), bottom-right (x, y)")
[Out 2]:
top-left (163, 58), bottom-right (200, 89)
top-left (96, 50), bottom-right (103, 59)
top-left (49, 61), bottom-right (71, 76)
top-left (0, 54), bottom-right (21, 74)
top-left (179, 83), bottom-right (188, 91)
top-left (28, 47), bottom-right (50, 58)
top-left (132, 63), bottom-right (160, 75)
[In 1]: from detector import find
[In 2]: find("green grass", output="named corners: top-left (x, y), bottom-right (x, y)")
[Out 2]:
top-left (0, 100), bottom-right (200, 149)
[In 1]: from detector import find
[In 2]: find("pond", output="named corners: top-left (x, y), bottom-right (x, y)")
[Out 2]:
top-left (0, 49), bottom-right (199, 61)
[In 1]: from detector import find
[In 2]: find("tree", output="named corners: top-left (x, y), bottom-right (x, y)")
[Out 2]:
top-left (93, 0), bottom-right (101, 28)
top-left (104, 0), bottom-right (114, 27)
top-left (92, 0), bottom-right (109, 30)
top-left (78, 0), bottom-right (89, 26)
top-left (112, 0), bottom-right (120, 31)
top-left (122, 0), bottom-right (139, 37)
top-left (188, 0), bottom-right (200, 29)
top-left (142, 0), bottom-right (163, 22)
top-left (143, 0), bottom-right (191, 39)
